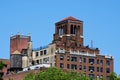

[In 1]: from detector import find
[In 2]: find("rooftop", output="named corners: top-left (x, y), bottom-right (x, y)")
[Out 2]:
top-left (61, 16), bottom-right (82, 22)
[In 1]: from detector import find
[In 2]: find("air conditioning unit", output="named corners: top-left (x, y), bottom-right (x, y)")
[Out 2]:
top-left (90, 62), bottom-right (93, 64)
top-left (90, 70), bottom-right (93, 72)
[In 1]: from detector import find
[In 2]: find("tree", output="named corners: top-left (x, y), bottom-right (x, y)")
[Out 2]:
top-left (23, 67), bottom-right (90, 80)
top-left (23, 72), bottom-right (36, 80)
top-left (109, 72), bottom-right (117, 80)
top-left (0, 61), bottom-right (4, 70)
top-left (0, 61), bottom-right (5, 80)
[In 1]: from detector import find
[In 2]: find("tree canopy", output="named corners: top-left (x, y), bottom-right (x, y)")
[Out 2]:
top-left (23, 67), bottom-right (90, 80)
top-left (0, 61), bottom-right (5, 70)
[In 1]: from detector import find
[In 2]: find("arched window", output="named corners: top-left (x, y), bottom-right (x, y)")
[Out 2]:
top-left (58, 27), bottom-right (63, 36)
top-left (70, 25), bottom-right (73, 34)
top-left (73, 25), bottom-right (77, 34)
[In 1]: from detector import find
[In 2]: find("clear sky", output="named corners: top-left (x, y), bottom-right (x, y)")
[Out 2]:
top-left (0, 0), bottom-right (120, 74)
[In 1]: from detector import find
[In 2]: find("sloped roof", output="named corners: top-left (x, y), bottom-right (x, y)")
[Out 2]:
top-left (62, 16), bottom-right (78, 21)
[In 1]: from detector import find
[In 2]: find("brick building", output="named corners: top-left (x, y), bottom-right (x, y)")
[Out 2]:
top-left (32, 16), bottom-right (113, 79)
top-left (10, 34), bottom-right (32, 71)
top-left (1, 16), bottom-right (113, 80)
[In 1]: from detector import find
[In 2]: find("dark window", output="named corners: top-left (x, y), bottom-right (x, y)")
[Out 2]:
top-left (60, 55), bottom-right (64, 60)
top-left (100, 67), bottom-right (103, 72)
top-left (106, 60), bottom-right (110, 66)
top-left (40, 51), bottom-right (43, 56)
top-left (79, 65), bottom-right (82, 70)
top-left (73, 26), bottom-right (77, 34)
top-left (97, 59), bottom-right (99, 64)
top-left (70, 25), bottom-right (73, 34)
top-left (67, 56), bottom-right (70, 61)
top-left (83, 58), bottom-right (86, 63)
top-left (58, 27), bottom-right (63, 36)
top-left (36, 60), bottom-right (39, 64)
top-left (97, 67), bottom-right (99, 72)
top-left (100, 60), bottom-right (103, 65)
top-left (60, 63), bottom-right (64, 68)
top-left (71, 64), bottom-right (77, 70)
top-left (89, 66), bottom-right (94, 72)
top-left (106, 68), bottom-right (110, 73)
top-left (36, 52), bottom-right (39, 57)
top-left (71, 57), bottom-right (77, 62)
top-left (44, 50), bottom-right (47, 55)
top-left (67, 64), bottom-right (70, 69)
top-left (64, 25), bottom-right (67, 34)
top-left (89, 59), bottom-right (94, 64)
top-left (83, 66), bottom-right (86, 72)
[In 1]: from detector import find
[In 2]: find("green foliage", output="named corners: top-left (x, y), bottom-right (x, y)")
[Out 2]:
top-left (0, 75), bottom-right (2, 80)
top-left (0, 61), bottom-right (5, 70)
top-left (23, 72), bottom-right (36, 80)
top-left (109, 72), bottom-right (120, 80)
top-left (24, 68), bottom-right (120, 80)
top-left (23, 67), bottom-right (90, 80)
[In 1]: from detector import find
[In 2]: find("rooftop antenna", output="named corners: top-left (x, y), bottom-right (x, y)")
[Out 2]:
top-left (28, 32), bottom-right (30, 36)
top-left (17, 32), bottom-right (19, 35)
top-left (11, 33), bottom-right (13, 37)
top-left (91, 40), bottom-right (93, 49)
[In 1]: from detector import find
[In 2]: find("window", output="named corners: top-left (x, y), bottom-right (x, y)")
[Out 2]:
top-left (36, 60), bottom-right (39, 64)
top-left (71, 57), bottom-right (77, 62)
top-left (71, 64), bottom-right (77, 70)
top-left (79, 65), bottom-right (82, 70)
top-left (83, 58), bottom-right (86, 63)
top-left (106, 60), bottom-right (110, 66)
top-left (100, 67), bottom-right (103, 72)
top-left (40, 59), bottom-right (42, 64)
top-left (70, 25), bottom-right (73, 34)
top-left (97, 59), bottom-right (99, 64)
top-left (44, 50), bottom-right (47, 55)
top-left (60, 55), bottom-right (64, 60)
top-left (89, 59), bottom-right (94, 64)
top-left (106, 68), bottom-right (110, 73)
top-left (36, 52), bottom-right (39, 57)
top-left (100, 60), bottom-right (103, 65)
top-left (83, 66), bottom-right (86, 72)
top-left (59, 27), bottom-right (63, 36)
top-left (40, 51), bottom-right (43, 56)
top-left (80, 57), bottom-right (82, 63)
top-left (67, 56), bottom-right (70, 61)
top-left (89, 66), bottom-right (94, 72)
top-left (60, 63), bottom-right (64, 68)
top-left (67, 64), bottom-right (70, 69)
top-left (97, 67), bottom-right (99, 72)
top-left (43, 57), bottom-right (49, 63)
top-left (73, 26), bottom-right (77, 34)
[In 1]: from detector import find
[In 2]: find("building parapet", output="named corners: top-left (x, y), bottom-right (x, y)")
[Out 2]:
top-left (10, 35), bottom-right (30, 39)
top-left (33, 45), bottom-right (49, 51)
top-left (70, 51), bottom-right (96, 57)
top-left (23, 64), bottom-right (50, 71)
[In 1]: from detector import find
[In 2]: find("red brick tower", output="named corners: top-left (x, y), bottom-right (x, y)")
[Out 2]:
top-left (10, 34), bottom-right (31, 71)
top-left (10, 34), bottom-right (31, 54)
top-left (53, 16), bottom-right (84, 51)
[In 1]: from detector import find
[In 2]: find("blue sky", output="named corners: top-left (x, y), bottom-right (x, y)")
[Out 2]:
top-left (0, 0), bottom-right (120, 74)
